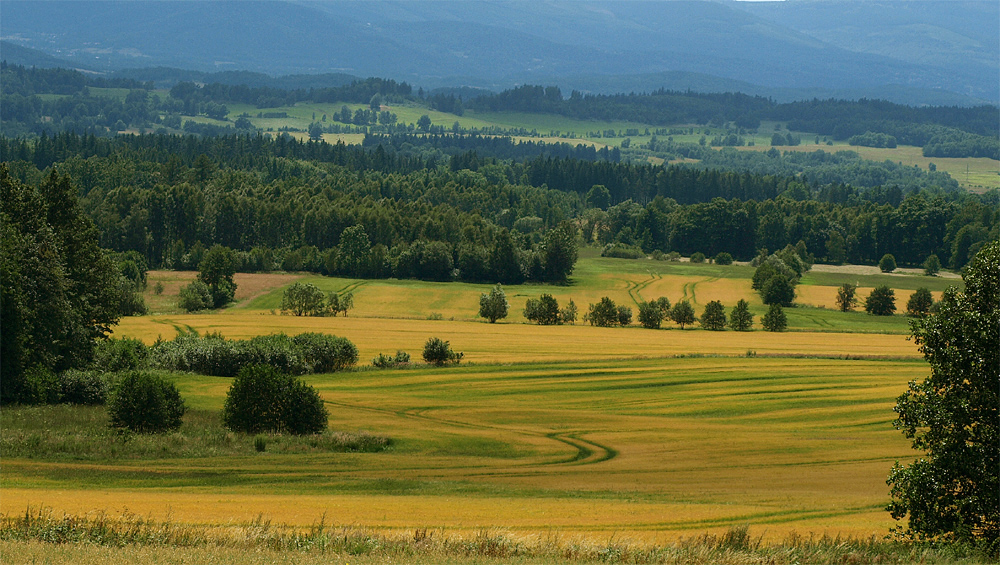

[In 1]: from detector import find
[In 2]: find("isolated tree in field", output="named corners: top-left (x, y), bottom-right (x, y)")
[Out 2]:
top-left (865, 285), bottom-right (896, 316)
top-left (308, 122), bottom-right (323, 141)
top-left (670, 301), bottom-right (695, 329)
top-left (700, 300), bottom-right (727, 331)
top-left (586, 297), bottom-right (620, 327)
top-left (559, 299), bottom-right (578, 324)
top-left (417, 114), bottom-right (432, 132)
top-left (179, 280), bottom-right (213, 312)
top-left (714, 252), bottom-right (733, 265)
top-left (524, 294), bottom-right (559, 325)
top-left (281, 282), bottom-right (327, 316)
top-left (422, 337), bottom-right (462, 366)
top-left (923, 254), bottom-right (941, 276)
top-left (762, 303), bottom-right (787, 332)
top-left (906, 288), bottom-right (934, 317)
top-left (887, 241), bottom-right (998, 547)
top-left (479, 284), bottom-right (509, 323)
top-left (879, 253), bottom-right (897, 273)
top-left (836, 283), bottom-right (858, 312)
top-left (198, 245), bottom-right (238, 308)
top-left (728, 299), bottom-right (753, 331)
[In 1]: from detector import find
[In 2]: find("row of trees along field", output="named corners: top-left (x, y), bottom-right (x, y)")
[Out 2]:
top-left (1, 132), bottom-right (996, 272)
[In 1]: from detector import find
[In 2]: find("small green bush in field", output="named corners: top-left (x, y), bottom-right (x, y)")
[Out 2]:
top-left (222, 365), bottom-right (328, 435)
top-left (422, 338), bottom-right (463, 366)
top-left (108, 372), bottom-right (186, 433)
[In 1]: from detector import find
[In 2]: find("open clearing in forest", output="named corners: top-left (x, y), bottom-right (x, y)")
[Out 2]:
top-left (1, 357), bottom-right (926, 542)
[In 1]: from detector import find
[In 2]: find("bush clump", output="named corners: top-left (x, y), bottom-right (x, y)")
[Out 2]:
top-left (601, 243), bottom-right (646, 259)
top-left (108, 371), bottom-right (186, 433)
top-left (58, 370), bottom-right (110, 405)
top-left (93, 337), bottom-right (149, 372)
top-left (372, 351), bottom-right (411, 368)
top-left (422, 337), bottom-right (463, 366)
top-left (151, 331), bottom-right (357, 377)
top-left (222, 365), bottom-right (328, 435)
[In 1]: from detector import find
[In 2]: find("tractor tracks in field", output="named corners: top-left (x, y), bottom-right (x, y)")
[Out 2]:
top-left (323, 399), bottom-right (617, 469)
top-left (624, 271), bottom-right (660, 306)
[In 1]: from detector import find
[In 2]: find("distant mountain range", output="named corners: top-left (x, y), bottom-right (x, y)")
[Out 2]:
top-left (1, 0), bottom-right (996, 105)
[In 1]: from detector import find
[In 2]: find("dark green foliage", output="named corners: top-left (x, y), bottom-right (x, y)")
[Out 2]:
top-left (888, 242), bottom-right (999, 548)
top-left (923, 254), bottom-right (941, 276)
top-left (836, 283), bottom-right (858, 312)
top-left (761, 274), bottom-right (796, 306)
top-left (865, 285), bottom-right (897, 316)
top-left (728, 299), bottom-right (753, 331)
top-left (601, 243), bottom-right (646, 259)
top-left (586, 184), bottom-right (611, 209)
top-left (1, 165), bottom-right (121, 404)
top-left (762, 304), bottom-right (787, 332)
top-left (541, 221), bottom-right (578, 283)
top-left (151, 331), bottom-right (357, 377)
top-left (670, 301), bottom-right (696, 329)
top-left (372, 351), bottom-right (411, 368)
top-left (879, 253), bottom-right (897, 273)
top-left (281, 282), bottom-right (327, 316)
top-left (108, 372), bottom-right (185, 434)
top-left (616, 305), bottom-right (633, 326)
top-left (422, 337), bottom-right (462, 366)
top-left (523, 294), bottom-right (559, 325)
top-left (586, 297), bottom-right (620, 327)
top-left (906, 288), bottom-right (934, 317)
top-left (479, 284), bottom-right (509, 323)
top-left (700, 300), bottom-right (727, 331)
top-left (690, 252), bottom-right (706, 263)
top-left (559, 299), bottom-right (578, 324)
top-left (57, 370), bottom-right (109, 405)
top-left (179, 280), bottom-right (213, 312)
top-left (222, 365), bottom-right (328, 435)
top-left (327, 292), bottom-right (354, 316)
top-left (198, 245), bottom-right (238, 307)
top-left (637, 300), bottom-right (668, 329)
top-left (92, 337), bottom-right (149, 372)
top-left (714, 252), bottom-right (733, 265)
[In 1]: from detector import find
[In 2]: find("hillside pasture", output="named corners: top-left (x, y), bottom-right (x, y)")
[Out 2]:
top-left (1, 356), bottom-right (926, 542)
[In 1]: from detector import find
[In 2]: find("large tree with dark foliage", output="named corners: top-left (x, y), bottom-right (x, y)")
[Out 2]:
top-left (0, 165), bottom-right (121, 403)
top-left (887, 241), bottom-right (998, 551)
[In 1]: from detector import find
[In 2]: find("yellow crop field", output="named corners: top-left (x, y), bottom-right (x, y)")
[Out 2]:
top-left (1, 357), bottom-right (927, 543)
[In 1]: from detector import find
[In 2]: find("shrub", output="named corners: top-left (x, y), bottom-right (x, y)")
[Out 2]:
top-left (58, 370), bottom-right (109, 405)
top-left (600, 243), bottom-right (645, 259)
top-left (291, 332), bottom-right (358, 373)
top-left (422, 337), bottom-right (463, 366)
top-left (714, 252), bottom-right (733, 265)
top-left (372, 351), bottom-right (411, 368)
top-left (690, 252), bottom-right (706, 263)
top-left (525, 294), bottom-right (560, 325)
top-left (179, 280), bottom-right (212, 312)
top-left (762, 304), bottom-right (787, 332)
top-left (865, 285), bottom-right (897, 316)
top-left (923, 254), bottom-right (941, 276)
top-left (879, 253), bottom-right (897, 273)
top-left (222, 365), bottom-right (328, 435)
top-left (93, 337), bottom-right (149, 372)
top-left (108, 372), bottom-right (186, 433)
top-left (700, 300), bottom-right (727, 331)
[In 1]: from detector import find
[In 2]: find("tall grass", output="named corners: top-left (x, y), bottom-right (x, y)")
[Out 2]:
top-left (0, 404), bottom-right (389, 460)
top-left (1, 509), bottom-right (991, 564)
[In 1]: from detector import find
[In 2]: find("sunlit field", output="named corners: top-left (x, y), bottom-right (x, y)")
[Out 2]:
top-left (2, 356), bottom-right (926, 543)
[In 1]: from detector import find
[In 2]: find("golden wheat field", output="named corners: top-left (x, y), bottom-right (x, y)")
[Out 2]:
top-left (2, 357), bottom-right (926, 543)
